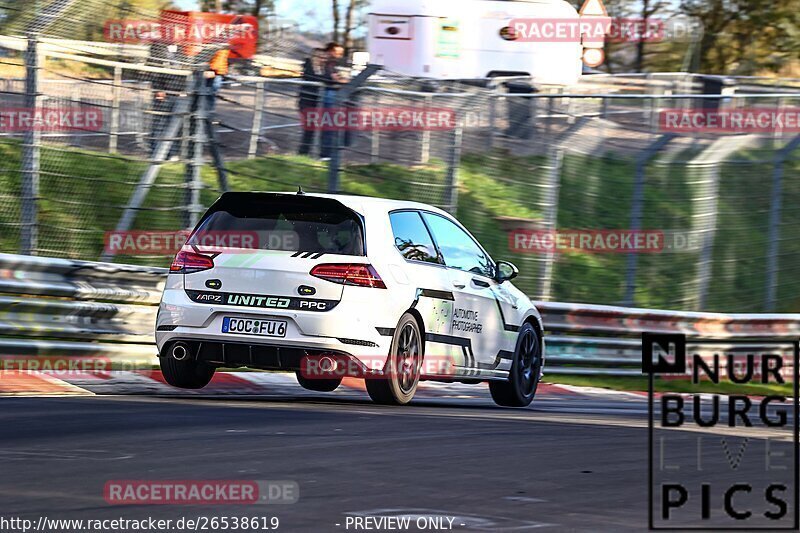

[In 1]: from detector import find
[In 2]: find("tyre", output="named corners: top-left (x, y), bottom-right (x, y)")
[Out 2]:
top-left (490, 323), bottom-right (542, 407)
top-left (366, 313), bottom-right (423, 405)
top-left (295, 372), bottom-right (342, 392)
top-left (159, 344), bottom-right (215, 390)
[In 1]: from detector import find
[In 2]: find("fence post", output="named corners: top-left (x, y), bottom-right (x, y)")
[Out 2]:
top-left (487, 86), bottom-right (497, 150)
top-left (692, 135), bottom-right (757, 309)
top-left (538, 148), bottom-right (563, 301)
top-left (109, 65), bottom-right (122, 154)
top-left (186, 72), bottom-right (207, 228)
top-left (20, 33), bottom-right (41, 255)
top-left (443, 123), bottom-right (463, 214)
top-left (545, 97), bottom-right (554, 139)
top-left (623, 134), bottom-right (674, 307)
top-left (370, 91), bottom-right (380, 163)
top-left (537, 117), bottom-right (591, 301)
top-left (247, 80), bottom-right (264, 159)
top-left (649, 95), bottom-right (661, 133)
top-left (420, 94), bottom-right (432, 164)
top-left (136, 84), bottom-right (146, 150)
top-left (765, 135), bottom-right (800, 311)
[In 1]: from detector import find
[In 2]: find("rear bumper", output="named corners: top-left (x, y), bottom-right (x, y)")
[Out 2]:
top-left (155, 287), bottom-right (394, 368)
top-left (159, 337), bottom-right (363, 372)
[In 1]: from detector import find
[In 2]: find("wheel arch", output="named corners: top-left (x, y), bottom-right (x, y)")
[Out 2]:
top-left (403, 307), bottom-right (427, 356)
top-left (523, 315), bottom-right (543, 335)
top-left (521, 312), bottom-right (545, 365)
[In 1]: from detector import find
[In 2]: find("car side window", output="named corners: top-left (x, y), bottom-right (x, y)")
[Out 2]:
top-left (389, 211), bottom-right (440, 264)
top-left (421, 213), bottom-right (495, 278)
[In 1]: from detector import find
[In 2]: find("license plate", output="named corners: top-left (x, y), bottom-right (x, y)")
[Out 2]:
top-left (221, 317), bottom-right (287, 338)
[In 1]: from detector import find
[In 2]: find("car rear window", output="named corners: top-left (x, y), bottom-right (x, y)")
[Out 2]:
top-left (189, 193), bottom-right (365, 256)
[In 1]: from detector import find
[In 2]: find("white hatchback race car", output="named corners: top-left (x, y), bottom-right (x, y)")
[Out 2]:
top-left (155, 191), bottom-right (545, 406)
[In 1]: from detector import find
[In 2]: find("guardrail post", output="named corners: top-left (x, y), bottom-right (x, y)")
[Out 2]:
top-left (623, 134), bottom-right (674, 307)
top-left (109, 65), bottom-right (122, 153)
top-left (765, 135), bottom-right (800, 311)
top-left (443, 122), bottom-right (463, 214)
top-left (21, 33), bottom-right (41, 256)
top-left (247, 80), bottom-right (265, 159)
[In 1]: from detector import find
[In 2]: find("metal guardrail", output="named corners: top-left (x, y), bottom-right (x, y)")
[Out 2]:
top-left (0, 253), bottom-right (797, 376)
top-left (0, 253), bottom-right (164, 367)
top-left (542, 302), bottom-right (799, 376)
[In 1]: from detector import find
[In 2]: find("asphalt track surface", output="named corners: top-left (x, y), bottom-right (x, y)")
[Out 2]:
top-left (1, 379), bottom-right (795, 532)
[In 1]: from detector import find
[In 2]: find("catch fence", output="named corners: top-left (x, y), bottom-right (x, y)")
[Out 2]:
top-left (1, 2), bottom-right (800, 313)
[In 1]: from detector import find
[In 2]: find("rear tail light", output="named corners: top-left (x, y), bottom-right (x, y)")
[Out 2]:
top-left (170, 251), bottom-right (215, 274)
top-left (310, 263), bottom-right (387, 289)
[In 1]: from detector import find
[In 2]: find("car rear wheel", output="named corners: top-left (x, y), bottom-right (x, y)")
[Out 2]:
top-left (366, 313), bottom-right (423, 405)
top-left (295, 372), bottom-right (342, 392)
top-left (489, 323), bottom-right (542, 407)
top-left (159, 344), bottom-right (215, 390)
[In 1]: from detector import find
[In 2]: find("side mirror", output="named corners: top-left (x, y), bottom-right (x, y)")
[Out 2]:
top-left (495, 260), bottom-right (519, 283)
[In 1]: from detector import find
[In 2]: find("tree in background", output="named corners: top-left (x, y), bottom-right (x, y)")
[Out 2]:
top-left (330, 0), bottom-right (368, 53)
top-left (680, 0), bottom-right (800, 76)
top-left (0, 0), bottom-right (170, 41)
top-left (632, 0), bottom-right (669, 72)
top-left (331, 0), bottom-right (340, 42)
top-left (569, 0), bottom-right (799, 76)
top-left (570, 0), bottom-right (673, 74)
top-left (200, 0), bottom-right (275, 16)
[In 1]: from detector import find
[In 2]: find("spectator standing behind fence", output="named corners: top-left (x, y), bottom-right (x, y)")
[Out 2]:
top-left (205, 48), bottom-right (230, 119)
top-left (298, 48), bottom-right (325, 156)
top-left (319, 42), bottom-right (348, 160)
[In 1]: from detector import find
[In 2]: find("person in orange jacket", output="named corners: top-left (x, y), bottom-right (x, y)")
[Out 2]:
top-left (205, 48), bottom-right (229, 115)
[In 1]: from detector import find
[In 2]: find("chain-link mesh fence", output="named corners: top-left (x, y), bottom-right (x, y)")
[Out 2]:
top-left (1, 0), bottom-right (800, 313)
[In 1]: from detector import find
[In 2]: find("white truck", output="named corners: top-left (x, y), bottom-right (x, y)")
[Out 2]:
top-left (367, 0), bottom-right (585, 86)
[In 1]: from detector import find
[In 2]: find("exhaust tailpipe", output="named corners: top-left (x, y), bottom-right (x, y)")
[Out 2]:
top-left (171, 342), bottom-right (190, 361)
top-left (318, 355), bottom-right (337, 373)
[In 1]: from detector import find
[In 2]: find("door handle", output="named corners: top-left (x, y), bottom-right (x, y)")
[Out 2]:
top-left (452, 281), bottom-right (466, 289)
top-left (472, 278), bottom-right (490, 288)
